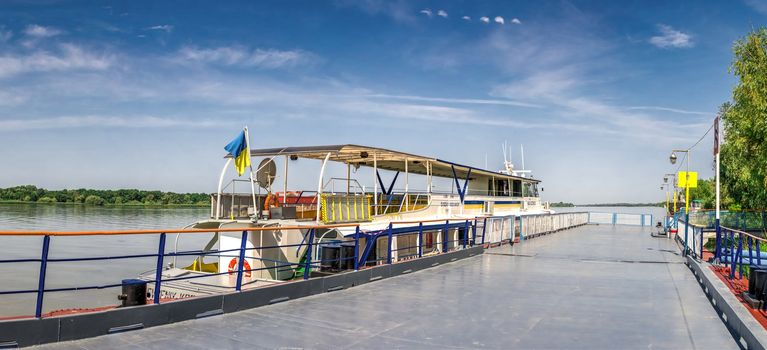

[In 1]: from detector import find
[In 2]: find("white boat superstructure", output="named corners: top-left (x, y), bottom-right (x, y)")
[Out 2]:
top-left (145, 144), bottom-right (551, 297)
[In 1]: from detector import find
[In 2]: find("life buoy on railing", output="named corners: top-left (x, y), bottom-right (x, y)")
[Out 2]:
top-left (227, 258), bottom-right (252, 278)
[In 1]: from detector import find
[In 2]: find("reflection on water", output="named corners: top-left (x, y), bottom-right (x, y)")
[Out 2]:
top-left (0, 203), bottom-right (210, 317)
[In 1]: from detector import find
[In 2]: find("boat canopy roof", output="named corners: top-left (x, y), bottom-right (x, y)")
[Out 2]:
top-left (245, 144), bottom-right (540, 183)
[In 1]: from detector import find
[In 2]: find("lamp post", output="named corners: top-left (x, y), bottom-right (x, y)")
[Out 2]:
top-left (663, 173), bottom-right (677, 216)
top-left (670, 149), bottom-right (691, 256)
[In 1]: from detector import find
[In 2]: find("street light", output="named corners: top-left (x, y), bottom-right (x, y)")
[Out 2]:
top-left (669, 149), bottom-right (691, 256)
top-left (664, 173), bottom-right (677, 214)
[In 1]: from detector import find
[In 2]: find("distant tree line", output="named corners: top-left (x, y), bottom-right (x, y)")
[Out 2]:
top-left (577, 203), bottom-right (664, 207)
top-left (0, 185), bottom-right (210, 206)
top-left (550, 202), bottom-right (575, 207)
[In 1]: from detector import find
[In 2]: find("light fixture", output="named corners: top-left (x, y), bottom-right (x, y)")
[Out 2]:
top-left (669, 152), bottom-right (677, 165)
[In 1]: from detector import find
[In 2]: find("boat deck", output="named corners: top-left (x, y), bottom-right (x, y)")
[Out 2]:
top-left (34, 224), bottom-right (738, 349)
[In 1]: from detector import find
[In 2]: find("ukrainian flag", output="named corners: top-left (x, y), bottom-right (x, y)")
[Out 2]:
top-left (224, 130), bottom-right (251, 176)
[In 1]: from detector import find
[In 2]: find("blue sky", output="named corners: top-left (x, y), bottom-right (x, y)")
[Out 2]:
top-left (0, 0), bottom-right (762, 203)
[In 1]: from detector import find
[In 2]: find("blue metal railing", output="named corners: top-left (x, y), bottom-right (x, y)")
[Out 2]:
top-left (586, 212), bottom-right (654, 226)
top-left (0, 212), bottom-right (590, 319)
top-left (714, 226), bottom-right (767, 280)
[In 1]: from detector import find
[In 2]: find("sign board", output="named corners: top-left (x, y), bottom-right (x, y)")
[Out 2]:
top-left (678, 171), bottom-right (698, 188)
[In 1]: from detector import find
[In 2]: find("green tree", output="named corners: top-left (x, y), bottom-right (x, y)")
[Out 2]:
top-left (721, 28), bottom-right (767, 210)
top-left (84, 195), bottom-right (105, 206)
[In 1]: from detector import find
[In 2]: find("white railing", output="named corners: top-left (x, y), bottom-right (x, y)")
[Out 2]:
top-left (520, 212), bottom-right (589, 238)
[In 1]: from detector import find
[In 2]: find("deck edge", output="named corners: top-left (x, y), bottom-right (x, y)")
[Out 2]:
top-left (687, 255), bottom-right (767, 350)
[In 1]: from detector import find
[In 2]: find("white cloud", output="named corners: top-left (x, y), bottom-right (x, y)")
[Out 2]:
top-left (494, 16), bottom-right (505, 25)
top-left (0, 116), bottom-right (215, 131)
top-left (649, 24), bottom-right (693, 49)
top-left (24, 25), bottom-right (62, 38)
top-left (365, 93), bottom-right (541, 108)
top-left (627, 106), bottom-right (709, 115)
top-left (176, 46), bottom-right (316, 69)
top-left (148, 25), bottom-right (173, 32)
top-left (0, 44), bottom-right (113, 79)
top-left (437, 10), bottom-right (448, 18)
top-left (480, 17), bottom-right (490, 23)
top-left (419, 9), bottom-right (432, 17)
top-left (462, 16), bottom-right (471, 21)
top-left (511, 18), bottom-right (522, 25)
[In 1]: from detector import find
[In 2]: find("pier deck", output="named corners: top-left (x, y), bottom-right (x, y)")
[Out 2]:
top-left (35, 224), bottom-right (737, 349)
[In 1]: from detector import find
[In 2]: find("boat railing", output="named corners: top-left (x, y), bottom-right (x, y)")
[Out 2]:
top-left (0, 212), bottom-right (592, 320)
top-left (322, 178), bottom-right (365, 195)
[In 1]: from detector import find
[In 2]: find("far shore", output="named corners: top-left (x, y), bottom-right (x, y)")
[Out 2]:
top-left (0, 200), bottom-right (208, 208)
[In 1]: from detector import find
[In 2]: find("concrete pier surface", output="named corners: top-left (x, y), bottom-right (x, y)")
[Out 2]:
top-left (34, 224), bottom-right (738, 349)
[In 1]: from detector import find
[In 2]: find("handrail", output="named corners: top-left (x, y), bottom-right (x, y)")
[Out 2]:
top-left (0, 212), bottom-right (590, 321)
top-left (721, 225), bottom-right (767, 242)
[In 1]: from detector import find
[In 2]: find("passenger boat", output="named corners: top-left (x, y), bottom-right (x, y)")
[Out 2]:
top-left (142, 144), bottom-right (551, 299)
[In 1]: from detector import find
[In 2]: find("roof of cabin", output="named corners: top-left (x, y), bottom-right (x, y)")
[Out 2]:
top-left (244, 144), bottom-right (540, 183)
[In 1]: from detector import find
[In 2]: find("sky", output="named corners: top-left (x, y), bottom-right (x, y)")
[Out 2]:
top-left (0, 0), bottom-right (763, 203)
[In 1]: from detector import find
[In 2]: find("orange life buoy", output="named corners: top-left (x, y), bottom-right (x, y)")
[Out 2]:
top-left (227, 258), bottom-right (252, 278)
top-left (264, 193), bottom-right (282, 209)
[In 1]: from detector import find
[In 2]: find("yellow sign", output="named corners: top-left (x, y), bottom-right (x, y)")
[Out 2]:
top-left (678, 171), bottom-right (698, 188)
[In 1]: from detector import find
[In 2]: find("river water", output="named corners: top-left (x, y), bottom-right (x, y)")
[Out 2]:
top-left (0, 203), bottom-right (664, 317)
top-left (0, 204), bottom-right (210, 317)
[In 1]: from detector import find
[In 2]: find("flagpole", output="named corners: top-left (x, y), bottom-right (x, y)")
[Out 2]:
top-left (715, 116), bottom-right (721, 260)
top-left (244, 126), bottom-right (258, 220)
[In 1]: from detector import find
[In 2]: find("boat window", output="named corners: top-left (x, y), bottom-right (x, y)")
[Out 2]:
top-left (488, 179), bottom-right (510, 196)
top-left (512, 180), bottom-right (522, 197)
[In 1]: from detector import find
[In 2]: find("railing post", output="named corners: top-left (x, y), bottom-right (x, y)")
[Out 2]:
top-left (443, 220), bottom-right (449, 253)
top-left (471, 219), bottom-right (477, 246)
top-left (463, 220), bottom-right (469, 248)
top-left (730, 231), bottom-right (737, 279)
top-left (700, 226), bottom-right (704, 260)
top-left (481, 218), bottom-right (487, 245)
top-left (641, 214), bottom-right (645, 227)
top-left (235, 230), bottom-right (248, 292)
top-left (715, 218), bottom-right (721, 261)
top-left (683, 213), bottom-right (689, 257)
top-left (304, 228), bottom-right (315, 280)
top-left (35, 235), bottom-right (51, 319)
top-left (387, 223), bottom-right (393, 264)
top-left (738, 232), bottom-right (744, 279)
top-left (353, 226), bottom-right (360, 271)
top-left (418, 222), bottom-right (424, 258)
top-left (587, 212), bottom-right (591, 224)
top-left (153, 232), bottom-right (167, 304)
top-left (517, 216), bottom-right (523, 241)
top-left (612, 213), bottom-right (617, 225)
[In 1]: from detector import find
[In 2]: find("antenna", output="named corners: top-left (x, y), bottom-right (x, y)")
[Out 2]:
top-left (501, 141), bottom-right (507, 163)
top-left (521, 145), bottom-right (525, 170)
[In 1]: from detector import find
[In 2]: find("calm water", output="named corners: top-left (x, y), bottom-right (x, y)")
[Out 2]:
top-left (0, 204), bottom-right (210, 317)
top-left (0, 203), bottom-right (663, 317)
